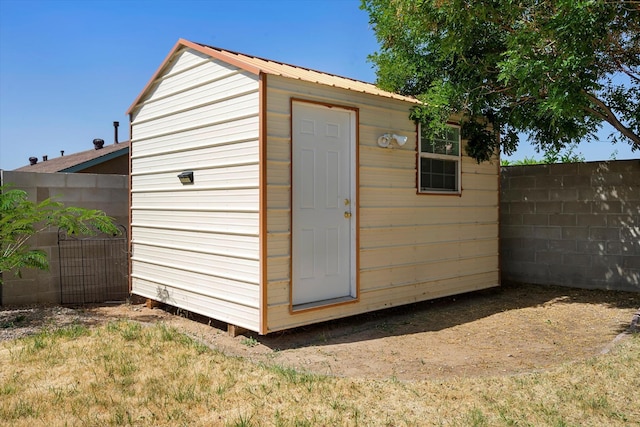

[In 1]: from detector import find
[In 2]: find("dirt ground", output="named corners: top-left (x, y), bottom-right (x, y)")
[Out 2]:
top-left (2, 282), bottom-right (638, 381)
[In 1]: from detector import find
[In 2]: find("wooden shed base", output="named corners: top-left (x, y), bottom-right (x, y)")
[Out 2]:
top-left (146, 298), bottom-right (162, 309)
top-left (227, 324), bottom-right (247, 337)
top-left (144, 298), bottom-right (247, 337)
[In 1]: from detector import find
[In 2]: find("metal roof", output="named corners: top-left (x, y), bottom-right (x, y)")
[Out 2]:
top-left (127, 39), bottom-right (420, 115)
top-left (192, 41), bottom-right (420, 104)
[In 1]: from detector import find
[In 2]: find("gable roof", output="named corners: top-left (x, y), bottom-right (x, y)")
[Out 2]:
top-left (127, 38), bottom-right (419, 115)
top-left (14, 141), bottom-right (130, 173)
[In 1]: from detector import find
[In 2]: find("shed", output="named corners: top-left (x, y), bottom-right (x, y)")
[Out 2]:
top-left (127, 39), bottom-right (500, 334)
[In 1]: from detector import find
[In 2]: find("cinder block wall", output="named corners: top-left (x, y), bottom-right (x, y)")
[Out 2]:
top-left (0, 170), bottom-right (129, 305)
top-left (501, 160), bottom-right (640, 292)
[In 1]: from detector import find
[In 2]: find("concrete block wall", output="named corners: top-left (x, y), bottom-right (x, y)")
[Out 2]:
top-left (501, 160), bottom-right (640, 292)
top-left (0, 170), bottom-right (129, 305)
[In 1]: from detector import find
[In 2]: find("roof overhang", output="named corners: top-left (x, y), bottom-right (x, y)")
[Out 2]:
top-left (126, 39), bottom-right (420, 118)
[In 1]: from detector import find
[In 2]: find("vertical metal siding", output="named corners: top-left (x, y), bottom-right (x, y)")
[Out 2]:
top-left (130, 49), bottom-right (261, 331)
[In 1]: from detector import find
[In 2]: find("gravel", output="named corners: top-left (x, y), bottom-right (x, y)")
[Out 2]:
top-left (0, 306), bottom-right (102, 342)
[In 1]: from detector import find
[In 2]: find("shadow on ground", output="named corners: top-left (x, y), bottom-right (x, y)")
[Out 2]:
top-left (135, 281), bottom-right (639, 352)
top-left (249, 282), bottom-right (639, 351)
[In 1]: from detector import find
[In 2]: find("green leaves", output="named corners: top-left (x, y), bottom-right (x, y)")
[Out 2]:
top-left (0, 186), bottom-right (120, 282)
top-left (52, 206), bottom-right (118, 237)
top-left (362, 0), bottom-right (640, 162)
top-left (462, 120), bottom-right (499, 164)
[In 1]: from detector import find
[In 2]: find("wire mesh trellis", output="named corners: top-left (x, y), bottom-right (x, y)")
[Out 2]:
top-left (58, 225), bottom-right (129, 304)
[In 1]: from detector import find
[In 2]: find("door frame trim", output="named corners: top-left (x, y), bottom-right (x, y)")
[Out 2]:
top-left (288, 98), bottom-right (360, 314)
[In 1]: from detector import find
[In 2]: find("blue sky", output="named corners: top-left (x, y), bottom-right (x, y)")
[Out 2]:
top-left (0, 0), bottom-right (636, 171)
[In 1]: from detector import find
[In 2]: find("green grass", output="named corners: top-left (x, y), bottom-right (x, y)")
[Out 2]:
top-left (241, 336), bottom-right (259, 348)
top-left (0, 320), bottom-right (638, 426)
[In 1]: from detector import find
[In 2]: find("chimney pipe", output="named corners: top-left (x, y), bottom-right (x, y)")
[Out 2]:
top-left (60, 150), bottom-right (65, 156)
top-left (43, 155), bottom-right (48, 162)
top-left (93, 138), bottom-right (105, 150)
top-left (29, 156), bottom-right (38, 165)
top-left (113, 121), bottom-right (119, 144)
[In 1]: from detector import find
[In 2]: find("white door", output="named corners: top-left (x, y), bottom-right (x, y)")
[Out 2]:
top-left (292, 102), bottom-right (355, 306)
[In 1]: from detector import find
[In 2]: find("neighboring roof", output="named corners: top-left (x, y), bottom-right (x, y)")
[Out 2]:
top-left (14, 141), bottom-right (130, 173)
top-left (127, 38), bottom-right (420, 115)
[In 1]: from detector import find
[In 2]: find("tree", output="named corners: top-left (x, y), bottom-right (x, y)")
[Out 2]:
top-left (361, 0), bottom-right (640, 163)
top-left (501, 142), bottom-right (586, 165)
top-left (0, 186), bottom-right (120, 283)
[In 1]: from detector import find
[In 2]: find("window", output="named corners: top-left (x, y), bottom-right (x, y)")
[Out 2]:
top-left (418, 124), bottom-right (461, 193)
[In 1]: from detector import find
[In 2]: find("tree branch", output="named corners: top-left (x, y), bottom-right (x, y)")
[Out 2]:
top-left (583, 91), bottom-right (640, 147)
top-left (618, 64), bottom-right (640, 83)
top-left (584, 106), bottom-right (608, 122)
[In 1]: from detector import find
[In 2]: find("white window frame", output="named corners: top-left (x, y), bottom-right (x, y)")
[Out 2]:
top-left (418, 123), bottom-right (462, 194)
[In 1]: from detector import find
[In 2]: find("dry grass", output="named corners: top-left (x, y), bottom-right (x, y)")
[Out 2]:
top-left (1, 319), bottom-right (638, 426)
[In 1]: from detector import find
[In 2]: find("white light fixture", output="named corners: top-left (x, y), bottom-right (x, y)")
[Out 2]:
top-left (377, 133), bottom-right (408, 148)
top-left (392, 134), bottom-right (408, 146)
top-left (377, 134), bottom-right (392, 148)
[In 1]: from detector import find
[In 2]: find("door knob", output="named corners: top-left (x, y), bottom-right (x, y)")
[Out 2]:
top-left (344, 211), bottom-right (352, 218)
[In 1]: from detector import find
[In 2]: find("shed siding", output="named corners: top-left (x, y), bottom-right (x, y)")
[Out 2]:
top-left (264, 76), bottom-right (499, 332)
top-left (130, 48), bottom-right (261, 331)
